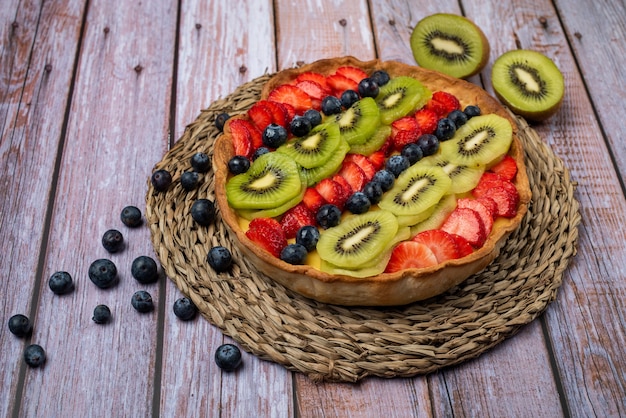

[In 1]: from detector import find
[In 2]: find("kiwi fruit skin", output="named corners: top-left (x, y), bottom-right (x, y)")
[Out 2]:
top-left (410, 13), bottom-right (490, 79)
top-left (491, 49), bottom-right (565, 121)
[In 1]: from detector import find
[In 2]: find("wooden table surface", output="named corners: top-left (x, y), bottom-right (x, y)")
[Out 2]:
top-left (2, 0), bottom-right (625, 416)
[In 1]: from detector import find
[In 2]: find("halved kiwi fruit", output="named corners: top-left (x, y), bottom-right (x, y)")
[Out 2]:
top-left (410, 13), bottom-right (490, 79)
top-left (376, 76), bottom-right (432, 124)
top-left (277, 122), bottom-right (340, 168)
top-left (332, 97), bottom-right (381, 145)
top-left (491, 49), bottom-right (564, 121)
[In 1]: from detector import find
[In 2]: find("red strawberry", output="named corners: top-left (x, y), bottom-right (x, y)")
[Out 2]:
top-left (326, 73), bottom-right (359, 96)
top-left (332, 174), bottom-right (354, 196)
top-left (367, 151), bottom-right (386, 170)
top-left (449, 234), bottom-right (474, 257)
top-left (456, 198), bottom-right (494, 236)
top-left (344, 154), bottom-right (376, 180)
top-left (338, 161), bottom-right (367, 192)
top-left (227, 119), bottom-right (253, 158)
top-left (268, 84), bottom-right (312, 115)
top-left (238, 118), bottom-right (263, 149)
top-left (245, 217), bottom-right (287, 258)
top-left (414, 108), bottom-right (438, 134)
top-left (489, 155), bottom-right (518, 181)
top-left (472, 172), bottom-right (517, 197)
top-left (302, 187), bottom-right (326, 213)
top-left (426, 91), bottom-right (461, 117)
top-left (315, 178), bottom-right (349, 209)
top-left (441, 207), bottom-right (487, 248)
top-left (280, 102), bottom-right (296, 122)
top-left (335, 66), bottom-right (368, 83)
top-left (247, 102), bottom-right (274, 130)
top-left (475, 196), bottom-right (498, 217)
top-left (391, 116), bottom-right (421, 151)
top-left (262, 100), bottom-right (290, 127)
top-left (412, 229), bottom-right (460, 262)
top-left (479, 186), bottom-right (519, 218)
top-left (385, 242), bottom-right (438, 273)
top-left (280, 203), bottom-right (316, 239)
top-left (295, 72), bottom-right (330, 91)
top-left (296, 80), bottom-right (330, 101)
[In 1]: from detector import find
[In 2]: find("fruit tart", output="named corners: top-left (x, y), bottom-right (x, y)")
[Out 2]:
top-left (213, 56), bottom-right (531, 306)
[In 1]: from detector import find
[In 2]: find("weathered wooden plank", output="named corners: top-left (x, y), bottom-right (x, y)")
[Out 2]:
top-left (0, 1), bottom-right (85, 417)
top-left (17, 1), bottom-right (177, 416)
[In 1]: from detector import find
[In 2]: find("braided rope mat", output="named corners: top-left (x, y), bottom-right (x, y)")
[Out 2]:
top-left (146, 74), bottom-right (581, 382)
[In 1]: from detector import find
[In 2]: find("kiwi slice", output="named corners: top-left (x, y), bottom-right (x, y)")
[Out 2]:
top-left (316, 210), bottom-right (399, 269)
top-left (349, 125), bottom-right (392, 155)
top-left (378, 165), bottom-right (452, 217)
top-left (226, 152), bottom-right (302, 210)
top-left (276, 123), bottom-right (340, 169)
top-left (237, 174), bottom-right (307, 220)
top-left (410, 194), bottom-right (458, 235)
top-left (332, 97), bottom-right (381, 145)
top-left (421, 155), bottom-right (484, 194)
top-left (410, 13), bottom-right (490, 79)
top-left (300, 139), bottom-right (350, 186)
top-left (439, 114), bottom-right (513, 167)
top-left (376, 76), bottom-right (432, 124)
top-left (491, 49), bottom-right (565, 121)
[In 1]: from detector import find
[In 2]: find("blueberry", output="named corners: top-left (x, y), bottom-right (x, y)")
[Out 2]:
top-left (262, 124), bottom-right (288, 148)
top-left (340, 90), bottom-right (360, 108)
top-left (416, 134), bottom-right (440, 156)
top-left (227, 155), bottom-right (250, 175)
top-left (463, 105), bottom-right (481, 118)
top-left (252, 147), bottom-right (270, 160)
top-left (434, 118), bottom-right (456, 141)
top-left (215, 343), bottom-right (242, 371)
top-left (131, 255), bottom-right (159, 284)
top-left (280, 243), bottom-right (308, 265)
top-left (207, 246), bottom-right (232, 273)
top-left (447, 109), bottom-right (468, 128)
top-left (180, 171), bottom-right (200, 190)
top-left (303, 109), bottom-right (322, 127)
top-left (120, 205), bottom-right (143, 227)
top-left (385, 155), bottom-right (411, 177)
top-left (372, 169), bottom-right (395, 192)
top-left (190, 152), bottom-right (210, 173)
top-left (101, 229), bottom-right (124, 253)
top-left (8, 314), bottom-right (32, 338)
top-left (321, 96), bottom-right (342, 115)
top-left (151, 169), bottom-right (172, 192)
top-left (92, 304), bottom-right (112, 324)
top-left (345, 192), bottom-right (371, 214)
top-left (191, 199), bottom-right (216, 226)
top-left (363, 181), bottom-right (384, 204)
top-left (173, 297), bottom-right (198, 321)
top-left (316, 204), bottom-right (342, 229)
top-left (289, 115), bottom-right (312, 137)
top-left (131, 290), bottom-right (154, 313)
top-left (215, 112), bottom-right (230, 131)
top-left (370, 70), bottom-right (391, 86)
top-left (88, 259), bottom-right (118, 289)
top-left (401, 143), bottom-right (424, 165)
top-left (295, 225), bottom-right (320, 252)
top-left (24, 344), bottom-right (46, 368)
top-left (48, 271), bottom-right (74, 295)
top-left (358, 78), bottom-right (379, 98)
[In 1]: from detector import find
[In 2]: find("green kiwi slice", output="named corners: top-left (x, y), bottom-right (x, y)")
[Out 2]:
top-left (439, 114), bottom-right (513, 167)
top-left (332, 97), bottom-right (381, 145)
top-left (316, 210), bottom-right (399, 269)
top-left (276, 122), bottom-right (340, 168)
top-left (348, 125), bottom-right (392, 155)
top-left (375, 76), bottom-right (432, 124)
top-left (491, 49), bottom-right (565, 121)
top-left (410, 13), bottom-right (490, 79)
top-left (378, 165), bottom-right (452, 217)
top-left (421, 154), bottom-right (484, 194)
top-left (300, 139), bottom-right (350, 186)
top-left (236, 173), bottom-right (307, 220)
top-left (226, 151), bottom-right (302, 210)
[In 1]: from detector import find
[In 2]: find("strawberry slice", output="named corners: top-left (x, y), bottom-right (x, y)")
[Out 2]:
top-left (296, 80), bottom-right (331, 101)
top-left (367, 151), bottom-right (386, 170)
top-left (391, 116), bottom-right (421, 151)
top-left (262, 100), bottom-right (290, 127)
top-left (315, 178), bottom-right (350, 209)
top-left (332, 174), bottom-right (354, 196)
top-left (426, 91), bottom-right (461, 117)
top-left (295, 72), bottom-right (330, 91)
top-left (245, 217), bottom-right (287, 258)
top-left (479, 186), bottom-right (519, 218)
top-left (247, 102), bottom-right (274, 130)
top-left (344, 154), bottom-right (376, 180)
top-left (472, 172), bottom-right (517, 197)
top-left (412, 229), bottom-right (460, 262)
top-left (335, 66), bottom-right (368, 83)
top-left (338, 161), bottom-right (367, 192)
top-left (456, 198), bottom-right (494, 236)
top-left (489, 155), bottom-right (518, 181)
top-left (385, 242), bottom-right (438, 273)
top-left (449, 234), bottom-right (474, 257)
top-left (441, 207), bottom-right (487, 248)
top-left (475, 196), bottom-right (498, 217)
top-left (227, 119), bottom-right (253, 158)
top-left (280, 203), bottom-right (316, 239)
top-left (326, 73), bottom-right (359, 96)
top-left (238, 119), bottom-right (263, 149)
top-left (414, 108), bottom-right (438, 134)
top-left (268, 84), bottom-right (312, 115)
top-left (281, 102), bottom-right (297, 121)
top-left (302, 187), bottom-right (326, 213)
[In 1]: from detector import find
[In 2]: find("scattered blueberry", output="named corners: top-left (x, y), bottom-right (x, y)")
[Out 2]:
top-left (385, 155), bottom-right (411, 177)
top-left (401, 142), bottom-right (424, 165)
top-left (295, 225), bottom-right (320, 252)
top-left (215, 343), bottom-right (242, 372)
top-left (191, 199), bottom-right (216, 226)
top-left (363, 181), bottom-right (384, 204)
top-left (131, 255), bottom-right (159, 284)
top-left (120, 205), bottom-right (143, 227)
top-left (8, 314), bottom-right (32, 338)
top-left (316, 204), bottom-right (342, 229)
top-left (102, 229), bottom-right (124, 253)
top-left (447, 109), bottom-right (468, 128)
top-left (151, 169), bottom-right (172, 192)
top-left (372, 169), bottom-right (395, 192)
top-left (280, 243), bottom-right (308, 265)
top-left (173, 297), bottom-right (198, 321)
top-left (289, 115), bottom-right (312, 137)
top-left (92, 304), bottom-right (112, 324)
top-left (370, 70), bottom-right (391, 86)
top-left (180, 171), bottom-right (200, 190)
top-left (207, 246), bottom-right (233, 273)
top-left (416, 134), bottom-right (440, 156)
top-left (88, 259), bottom-right (118, 289)
top-left (131, 290), bottom-right (154, 313)
top-left (24, 344), bottom-right (46, 368)
top-left (303, 109), bottom-right (322, 127)
top-left (190, 152), bottom-right (211, 173)
top-left (215, 112), bottom-right (230, 131)
top-left (340, 90), bottom-right (360, 108)
top-left (358, 78), bottom-right (379, 98)
top-left (48, 271), bottom-right (74, 295)
top-left (434, 118), bottom-right (456, 141)
top-left (262, 124), bottom-right (288, 148)
top-left (252, 147), bottom-right (270, 160)
top-left (463, 105), bottom-right (481, 118)
top-left (321, 96), bottom-right (342, 115)
top-left (345, 192), bottom-right (371, 214)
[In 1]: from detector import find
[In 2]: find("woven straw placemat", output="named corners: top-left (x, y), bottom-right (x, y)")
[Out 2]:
top-left (146, 74), bottom-right (580, 382)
